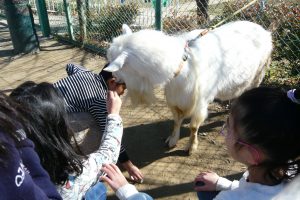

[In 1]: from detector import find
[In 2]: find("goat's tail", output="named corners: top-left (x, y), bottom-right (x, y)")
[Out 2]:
top-left (252, 53), bottom-right (272, 88)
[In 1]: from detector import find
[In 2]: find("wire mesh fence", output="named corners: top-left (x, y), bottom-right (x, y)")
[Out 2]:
top-left (0, 0), bottom-right (6, 17)
top-left (23, 0), bottom-right (299, 74)
top-left (1, 0), bottom-right (299, 78)
top-left (0, 1), bottom-right (298, 198)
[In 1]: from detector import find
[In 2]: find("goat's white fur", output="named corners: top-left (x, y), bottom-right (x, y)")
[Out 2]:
top-left (106, 21), bottom-right (272, 154)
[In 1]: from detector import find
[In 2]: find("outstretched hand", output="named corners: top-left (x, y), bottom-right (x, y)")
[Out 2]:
top-left (121, 161), bottom-right (144, 183)
top-left (106, 90), bottom-right (122, 115)
top-left (194, 171), bottom-right (219, 191)
top-left (101, 163), bottom-right (128, 192)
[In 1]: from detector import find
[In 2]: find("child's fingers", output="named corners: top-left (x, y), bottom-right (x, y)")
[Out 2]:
top-left (111, 90), bottom-right (117, 98)
top-left (100, 175), bottom-right (111, 184)
top-left (100, 174), bottom-right (118, 192)
top-left (194, 177), bottom-right (203, 183)
top-left (110, 163), bottom-right (122, 174)
top-left (194, 171), bottom-right (215, 182)
top-left (108, 90), bottom-right (120, 100)
top-left (194, 185), bottom-right (210, 191)
top-left (102, 164), bottom-right (116, 178)
top-left (104, 163), bottom-right (116, 172)
top-left (107, 90), bottom-right (113, 99)
top-left (194, 174), bottom-right (205, 182)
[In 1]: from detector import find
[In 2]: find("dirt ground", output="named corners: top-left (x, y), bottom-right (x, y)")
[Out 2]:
top-left (70, 89), bottom-right (245, 200)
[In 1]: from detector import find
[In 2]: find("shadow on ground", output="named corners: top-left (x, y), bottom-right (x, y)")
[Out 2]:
top-left (70, 102), bottom-right (244, 200)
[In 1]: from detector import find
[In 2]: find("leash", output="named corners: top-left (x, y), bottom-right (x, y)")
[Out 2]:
top-left (174, 0), bottom-right (259, 78)
top-left (211, 0), bottom-right (259, 30)
top-left (190, 0), bottom-right (260, 42)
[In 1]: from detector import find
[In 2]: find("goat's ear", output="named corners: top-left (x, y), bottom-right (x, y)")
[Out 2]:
top-left (122, 24), bottom-right (132, 35)
top-left (104, 51), bottom-right (128, 72)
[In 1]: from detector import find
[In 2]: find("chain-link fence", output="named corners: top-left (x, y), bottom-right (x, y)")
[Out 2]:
top-left (1, 0), bottom-right (299, 78)
top-left (0, 0), bottom-right (6, 17)
top-left (26, 0), bottom-right (299, 72)
top-left (0, 2), bottom-right (298, 197)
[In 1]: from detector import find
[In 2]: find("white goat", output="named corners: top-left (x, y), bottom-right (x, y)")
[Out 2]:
top-left (105, 21), bottom-right (272, 155)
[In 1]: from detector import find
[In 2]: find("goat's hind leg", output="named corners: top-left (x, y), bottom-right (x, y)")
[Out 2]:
top-left (166, 106), bottom-right (184, 148)
top-left (186, 106), bottom-right (207, 155)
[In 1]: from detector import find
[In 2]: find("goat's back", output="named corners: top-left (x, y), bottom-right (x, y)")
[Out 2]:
top-left (166, 21), bottom-right (272, 112)
top-left (194, 21), bottom-right (271, 100)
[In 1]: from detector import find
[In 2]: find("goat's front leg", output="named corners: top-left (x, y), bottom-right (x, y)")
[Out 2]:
top-left (165, 106), bottom-right (184, 148)
top-left (185, 106), bottom-right (207, 155)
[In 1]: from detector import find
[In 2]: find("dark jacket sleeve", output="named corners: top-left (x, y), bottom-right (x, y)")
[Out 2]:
top-left (0, 131), bottom-right (62, 200)
top-left (16, 135), bottom-right (62, 200)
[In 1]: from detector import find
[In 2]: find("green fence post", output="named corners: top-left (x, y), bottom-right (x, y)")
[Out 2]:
top-left (155, 0), bottom-right (162, 30)
top-left (85, 0), bottom-right (91, 38)
top-left (63, 0), bottom-right (74, 40)
top-left (4, 0), bottom-right (39, 54)
top-left (77, 0), bottom-right (86, 44)
top-left (85, 0), bottom-right (90, 20)
top-left (35, 0), bottom-right (50, 37)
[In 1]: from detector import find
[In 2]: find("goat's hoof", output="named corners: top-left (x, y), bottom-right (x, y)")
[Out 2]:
top-left (165, 136), bottom-right (178, 149)
top-left (165, 143), bottom-right (177, 149)
top-left (165, 137), bottom-right (170, 143)
top-left (191, 147), bottom-right (198, 155)
top-left (164, 139), bottom-right (176, 149)
top-left (184, 147), bottom-right (193, 155)
top-left (184, 144), bottom-right (198, 155)
top-left (183, 147), bottom-right (194, 156)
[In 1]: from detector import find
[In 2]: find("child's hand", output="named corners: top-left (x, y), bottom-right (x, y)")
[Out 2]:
top-left (121, 161), bottom-right (144, 183)
top-left (127, 164), bottom-right (144, 183)
top-left (101, 163), bottom-right (128, 192)
top-left (106, 90), bottom-right (122, 115)
top-left (194, 171), bottom-right (219, 191)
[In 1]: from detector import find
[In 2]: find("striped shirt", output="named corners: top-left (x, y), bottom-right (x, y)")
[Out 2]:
top-left (53, 63), bottom-right (128, 162)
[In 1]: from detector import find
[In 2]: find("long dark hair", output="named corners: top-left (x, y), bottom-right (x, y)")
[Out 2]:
top-left (231, 87), bottom-right (300, 183)
top-left (0, 92), bottom-right (32, 165)
top-left (10, 81), bottom-right (84, 185)
top-left (99, 63), bottom-right (113, 82)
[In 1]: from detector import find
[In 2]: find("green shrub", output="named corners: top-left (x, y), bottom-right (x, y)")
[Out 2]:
top-left (163, 15), bottom-right (200, 34)
top-left (86, 3), bottom-right (138, 42)
top-left (220, 0), bottom-right (299, 65)
top-left (219, 0), bottom-right (299, 86)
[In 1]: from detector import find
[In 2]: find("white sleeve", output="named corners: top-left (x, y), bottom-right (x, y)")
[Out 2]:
top-left (91, 114), bottom-right (123, 165)
top-left (116, 184), bottom-right (139, 200)
top-left (216, 177), bottom-right (240, 191)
